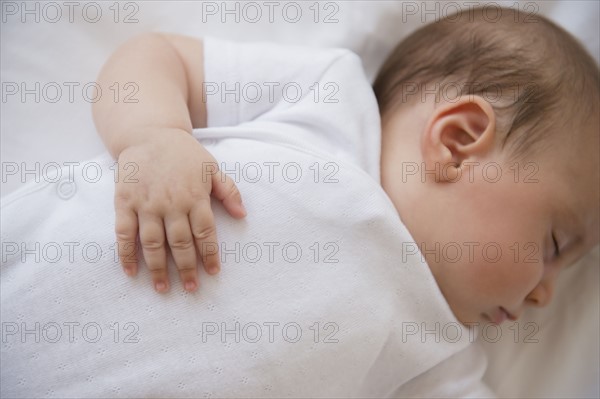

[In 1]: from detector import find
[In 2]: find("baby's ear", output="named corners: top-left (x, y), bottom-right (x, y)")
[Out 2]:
top-left (421, 95), bottom-right (496, 181)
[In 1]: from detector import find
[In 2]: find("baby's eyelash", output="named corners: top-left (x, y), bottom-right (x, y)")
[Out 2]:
top-left (552, 233), bottom-right (560, 257)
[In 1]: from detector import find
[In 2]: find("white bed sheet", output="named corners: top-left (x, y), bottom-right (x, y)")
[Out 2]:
top-left (1, 1), bottom-right (598, 397)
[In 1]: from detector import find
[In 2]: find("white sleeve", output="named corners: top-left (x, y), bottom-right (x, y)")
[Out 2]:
top-left (391, 343), bottom-right (497, 398)
top-left (201, 36), bottom-right (381, 180)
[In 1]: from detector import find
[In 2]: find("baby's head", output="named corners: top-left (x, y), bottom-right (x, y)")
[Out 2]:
top-left (373, 7), bottom-right (599, 325)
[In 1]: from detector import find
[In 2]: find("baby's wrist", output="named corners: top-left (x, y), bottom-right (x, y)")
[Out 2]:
top-left (111, 126), bottom-right (191, 158)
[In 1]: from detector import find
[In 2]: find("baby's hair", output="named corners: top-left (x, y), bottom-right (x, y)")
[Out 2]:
top-left (373, 6), bottom-right (599, 159)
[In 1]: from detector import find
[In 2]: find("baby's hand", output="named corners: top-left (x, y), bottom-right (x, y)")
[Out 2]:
top-left (114, 128), bottom-right (246, 293)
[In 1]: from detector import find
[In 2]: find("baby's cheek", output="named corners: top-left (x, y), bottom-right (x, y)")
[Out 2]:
top-left (463, 254), bottom-right (519, 295)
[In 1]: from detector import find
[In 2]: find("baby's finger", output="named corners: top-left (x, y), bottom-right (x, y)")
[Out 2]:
top-left (164, 213), bottom-right (198, 292)
top-left (189, 203), bottom-right (220, 275)
top-left (114, 205), bottom-right (139, 276)
top-left (138, 214), bottom-right (169, 293)
top-left (211, 171), bottom-right (246, 218)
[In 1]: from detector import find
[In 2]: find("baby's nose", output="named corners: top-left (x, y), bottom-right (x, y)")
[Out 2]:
top-left (525, 279), bottom-right (555, 308)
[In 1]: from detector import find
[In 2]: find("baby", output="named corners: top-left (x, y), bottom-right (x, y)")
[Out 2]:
top-left (94, 6), bottom-right (599, 327)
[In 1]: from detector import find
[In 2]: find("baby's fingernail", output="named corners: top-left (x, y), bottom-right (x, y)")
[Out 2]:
top-left (238, 201), bottom-right (248, 217)
top-left (208, 266), bottom-right (220, 275)
top-left (185, 281), bottom-right (197, 291)
top-left (155, 281), bottom-right (167, 292)
top-left (124, 267), bottom-right (134, 276)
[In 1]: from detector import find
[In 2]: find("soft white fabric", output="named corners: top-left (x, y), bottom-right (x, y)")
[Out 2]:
top-left (1, 2), bottom-right (598, 397)
top-left (0, 38), bottom-right (488, 397)
top-left (393, 342), bottom-right (496, 398)
top-left (202, 36), bottom-right (381, 180)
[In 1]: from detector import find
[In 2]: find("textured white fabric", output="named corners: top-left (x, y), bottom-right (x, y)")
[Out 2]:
top-left (393, 342), bottom-right (496, 398)
top-left (0, 38), bottom-right (487, 397)
top-left (202, 36), bottom-right (381, 181)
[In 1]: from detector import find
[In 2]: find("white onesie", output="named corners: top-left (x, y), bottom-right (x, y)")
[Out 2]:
top-left (0, 37), bottom-right (493, 398)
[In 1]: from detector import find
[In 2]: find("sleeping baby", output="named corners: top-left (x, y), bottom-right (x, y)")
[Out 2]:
top-left (96, 7), bottom-right (599, 326)
top-left (1, 6), bottom-right (597, 398)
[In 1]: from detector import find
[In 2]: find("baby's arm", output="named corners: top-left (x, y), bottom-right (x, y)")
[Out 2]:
top-left (92, 33), bottom-right (246, 293)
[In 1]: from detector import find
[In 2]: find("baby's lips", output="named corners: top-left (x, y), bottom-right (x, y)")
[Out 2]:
top-left (503, 307), bottom-right (520, 321)
top-left (484, 308), bottom-right (506, 324)
top-left (489, 308), bottom-right (508, 324)
top-left (492, 307), bottom-right (519, 324)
